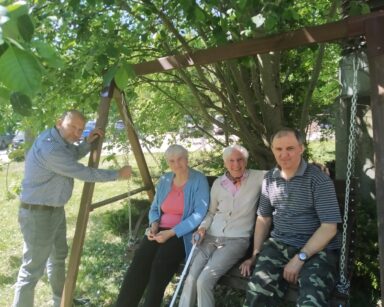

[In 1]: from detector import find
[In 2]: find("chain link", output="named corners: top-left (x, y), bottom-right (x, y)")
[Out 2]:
top-left (118, 93), bottom-right (137, 249)
top-left (336, 52), bottom-right (359, 295)
top-left (122, 144), bottom-right (136, 248)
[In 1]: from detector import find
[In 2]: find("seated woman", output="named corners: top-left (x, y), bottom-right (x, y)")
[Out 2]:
top-left (178, 145), bottom-right (265, 307)
top-left (115, 144), bottom-right (210, 307)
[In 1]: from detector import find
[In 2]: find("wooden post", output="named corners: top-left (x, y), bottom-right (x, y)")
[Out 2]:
top-left (60, 86), bottom-right (113, 307)
top-left (365, 15), bottom-right (384, 302)
top-left (113, 88), bottom-right (155, 201)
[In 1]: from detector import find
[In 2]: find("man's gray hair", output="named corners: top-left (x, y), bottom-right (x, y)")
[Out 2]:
top-left (271, 127), bottom-right (304, 146)
top-left (60, 109), bottom-right (86, 122)
top-left (223, 144), bottom-right (249, 161)
top-left (165, 144), bottom-right (189, 160)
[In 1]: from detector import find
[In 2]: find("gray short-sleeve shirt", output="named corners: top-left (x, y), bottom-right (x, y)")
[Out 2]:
top-left (258, 159), bottom-right (341, 249)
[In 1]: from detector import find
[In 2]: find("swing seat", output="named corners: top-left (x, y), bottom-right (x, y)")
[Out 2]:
top-left (216, 178), bottom-right (357, 306)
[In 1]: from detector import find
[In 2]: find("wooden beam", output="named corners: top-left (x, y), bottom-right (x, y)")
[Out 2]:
top-left (365, 15), bottom-right (384, 304)
top-left (60, 86), bottom-right (113, 307)
top-left (89, 185), bottom-right (151, 210)
top-left (114, 88), bottom-right (155, 202)
top-left (132, 11), bottom-right (384, 76)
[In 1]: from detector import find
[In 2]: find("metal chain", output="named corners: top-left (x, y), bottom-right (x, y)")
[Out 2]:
top-left (118, 92), bottom-right (137, 249)
top-left (121, 146), bottom-right (136, 249)
top-left (336, 52), bottom-right (359, 295)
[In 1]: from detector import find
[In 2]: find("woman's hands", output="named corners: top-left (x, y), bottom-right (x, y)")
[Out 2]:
top-left (146, 222), bottom-right (175, 243)
top-left (193, 227), bottom-right (206, 244)
top-left (146, 222), bottom-right (159, 240)
top-left (153, 229), bottom-right (176, 243)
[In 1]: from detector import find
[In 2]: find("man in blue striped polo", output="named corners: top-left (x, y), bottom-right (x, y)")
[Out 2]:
top-left (13, 110), bottom-right (132, 307)
top-left (243, 127), bottom-right (341, 307)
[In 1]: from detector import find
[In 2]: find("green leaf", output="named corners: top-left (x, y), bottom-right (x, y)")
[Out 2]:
top-left (361, 4), bottom-right (371, 14)
top-left (349, 2), bottom-right (370, 16)
top-left (106, 46), bottom-right (119, 58)
top-left (212, 26), bottom-right (227, 44)
top-left (264, 14), bottom-right (279, 32)
top-left (0, 46), bottom-right (42, 96)
top-left (32, 41), bottom-right (64, 68)
top-left (0, 43), bottom-right (8, 57)
top-left (115, 62), bottom-right (136, 90)
top-left (69, 0), bottom-right (80, 9)
top-left (0, 86), bottom-right (10, 104)
top-left (2, 18), bottom-right (20, 42)
top-left (194, 7), bottom-right (205, 23)
top-left (17, 14), bottom-right (34, 42)
top-left (238, 0), bottom-right (248, 10)
top-left (103, 64), bottom-right (118, 86)
top-left (179, 0), bottom-right (193, 12)
top-left (10, 91), bottom-right (32, 116)
top-left (97, 54), bottom-right (108, 67)
top-left (6, 2), bottom-right (28, 16)
top-left (2, 2), bottom-right (30, 42)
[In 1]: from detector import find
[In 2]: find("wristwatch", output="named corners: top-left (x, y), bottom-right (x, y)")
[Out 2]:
top-left (298, 251), bottom-right (308, 262)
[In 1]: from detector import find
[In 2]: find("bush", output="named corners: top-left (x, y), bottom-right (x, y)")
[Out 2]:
top-left (350, 199), bottom-right (380, 306)
top-left (7, 148), bottom-right (25, 162)
top-left (103, 198), bottom-right (150, 236)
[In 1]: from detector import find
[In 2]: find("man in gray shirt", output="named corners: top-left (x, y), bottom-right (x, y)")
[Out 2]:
top-left (243, 127), bottom-right (341, 307)
top-left (13, 110), bottom-right (131, 307)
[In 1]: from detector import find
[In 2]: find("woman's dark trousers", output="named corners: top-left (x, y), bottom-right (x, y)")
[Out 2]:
top-left (115, 235), bottom-right (185, 307)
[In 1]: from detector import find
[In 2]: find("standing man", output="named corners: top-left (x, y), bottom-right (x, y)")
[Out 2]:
top-left (242, 127), bottom-right (341, 307)
top-left (13, 110), bottom-right (131, 307)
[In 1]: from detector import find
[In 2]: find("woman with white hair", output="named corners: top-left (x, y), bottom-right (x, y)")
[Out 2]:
top-left (116, 144), bottom-right (210, 307)
top-left (178, 144), bottom-right (265, 307)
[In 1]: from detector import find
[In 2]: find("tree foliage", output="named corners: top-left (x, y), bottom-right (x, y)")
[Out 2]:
top-left (0, 0), bottom-right (342, 166)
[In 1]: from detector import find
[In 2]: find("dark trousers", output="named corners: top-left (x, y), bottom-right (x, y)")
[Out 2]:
top-left (115, 235), bottom-right (185, 307)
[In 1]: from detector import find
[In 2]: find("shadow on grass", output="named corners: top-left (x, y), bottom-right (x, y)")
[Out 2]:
top-left (0, 273), bottom-right (15, 285)
top-left (0, 255), bottom-right (21, 286)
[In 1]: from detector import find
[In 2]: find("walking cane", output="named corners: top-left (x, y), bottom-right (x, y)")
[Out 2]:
top-left (169, 233), bottom-right (200, 307)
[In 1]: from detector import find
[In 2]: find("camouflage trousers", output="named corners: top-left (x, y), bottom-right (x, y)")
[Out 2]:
top-left (244, 238), bottom-right (339, 307)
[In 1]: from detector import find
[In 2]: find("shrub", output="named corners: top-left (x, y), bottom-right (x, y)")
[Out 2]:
top-left (7, 148), bottom-right (25, 162)
top-left (103, 198), bottom-right (150, 236)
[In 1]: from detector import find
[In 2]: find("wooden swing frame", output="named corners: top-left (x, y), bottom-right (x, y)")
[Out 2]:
top-left (61, 10), bottom-right (384, 306)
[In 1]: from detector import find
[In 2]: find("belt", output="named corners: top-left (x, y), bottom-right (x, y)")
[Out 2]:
top-left (20, 203), bottom-right (57, 210)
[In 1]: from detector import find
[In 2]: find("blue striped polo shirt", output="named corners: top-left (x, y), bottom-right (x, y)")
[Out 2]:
top-left (258, 159), bottom-right (341, 250)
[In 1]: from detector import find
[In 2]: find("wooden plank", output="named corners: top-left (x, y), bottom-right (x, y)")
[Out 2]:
top-left (60, 86), bottom-right (113, 307)
top-left (114, 88), bottom-right (155, 201)
top-left (89, 185), bottom-right (151, 210)
top-left (365, 15), bottom-right (384, 304)
top-left (132, 11), bottom-right (384, 76)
